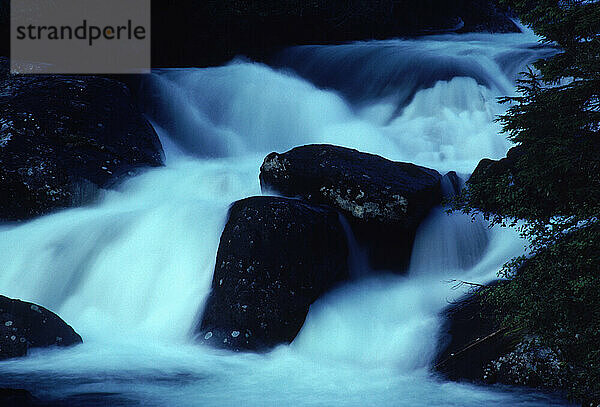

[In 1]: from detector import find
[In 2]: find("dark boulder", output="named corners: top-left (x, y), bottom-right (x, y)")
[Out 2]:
top-left (441, 171), bottom-right (463, 198)
top-left (0, 295), bottom-right (82, 360)
top-left (434, 282), bottom-right (517, 381)
top-left (260, 144), bottom-right (442, 271)
top-left (197, 196), bottom-right (349, 351)
top-left (0, 57), bottom-right (163, 221)
top-left (434, 282), bottom-right (573, 395)
top-left (470, 146), bottom-right (524, 183)
top-left (466, 146), bottom-right (526, 215)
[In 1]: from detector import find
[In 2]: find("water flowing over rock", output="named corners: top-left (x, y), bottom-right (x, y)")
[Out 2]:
top-left (0, 58), bottom-right (164, 221)
top-left (260, 144), bottom-right (442, 271)
top-left (0, 295), bottom-right (82, 360)
top-left (197, 196), bottom-right (349, 351)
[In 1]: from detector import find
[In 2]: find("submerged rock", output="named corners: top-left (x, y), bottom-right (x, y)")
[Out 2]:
top-left (197, 196), bottom-right (349, 351)
top-left (0, 57), bottom-right (164, 221)
top-left (0, 295), bottom-right (82, 359)
top-left (260, 144), bottom-right (442, 271)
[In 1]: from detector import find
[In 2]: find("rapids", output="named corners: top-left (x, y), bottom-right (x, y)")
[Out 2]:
top-left (0, 27), bottom-right (571, 406)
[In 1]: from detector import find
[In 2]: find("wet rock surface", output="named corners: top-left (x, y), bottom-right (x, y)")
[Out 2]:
top-left (0, 57), bottom-right (163, 221)
top-left (435, 285), bottom-right (571, 396)
top-left (470, 146), bottom-right (523, 182)
top-left (0, 295), bottom-right (82, 360)
top-left (197, 196), bottom-right (349, 351)
top-left (466, 146), bottom-right (524, 214)
top-left (260, 144), bottom-right (442, 270)
top-left (441, 171), bottom-right (463, 198)
top-left (434, 282), bottom-right (517, 381)
top-left (483, 336), bottom-right (569, 389)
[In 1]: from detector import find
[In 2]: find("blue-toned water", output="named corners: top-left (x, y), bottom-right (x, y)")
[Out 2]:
top-left (0, 28), bottom-right (571, 406)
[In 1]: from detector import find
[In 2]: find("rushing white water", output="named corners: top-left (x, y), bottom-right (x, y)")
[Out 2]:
top-left (0, 30), bottom-right (572, 406)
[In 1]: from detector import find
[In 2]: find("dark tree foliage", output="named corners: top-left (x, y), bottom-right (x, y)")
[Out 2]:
top-left (453, 0), bottom-right (600, 404)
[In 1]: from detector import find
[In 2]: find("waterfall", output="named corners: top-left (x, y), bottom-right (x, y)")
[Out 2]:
top-left (0, 29), bottom-right (570, 406)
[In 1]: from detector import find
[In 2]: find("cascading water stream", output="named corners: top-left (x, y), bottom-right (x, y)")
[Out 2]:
top-left (0, 29), bottom-right (572, 406)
